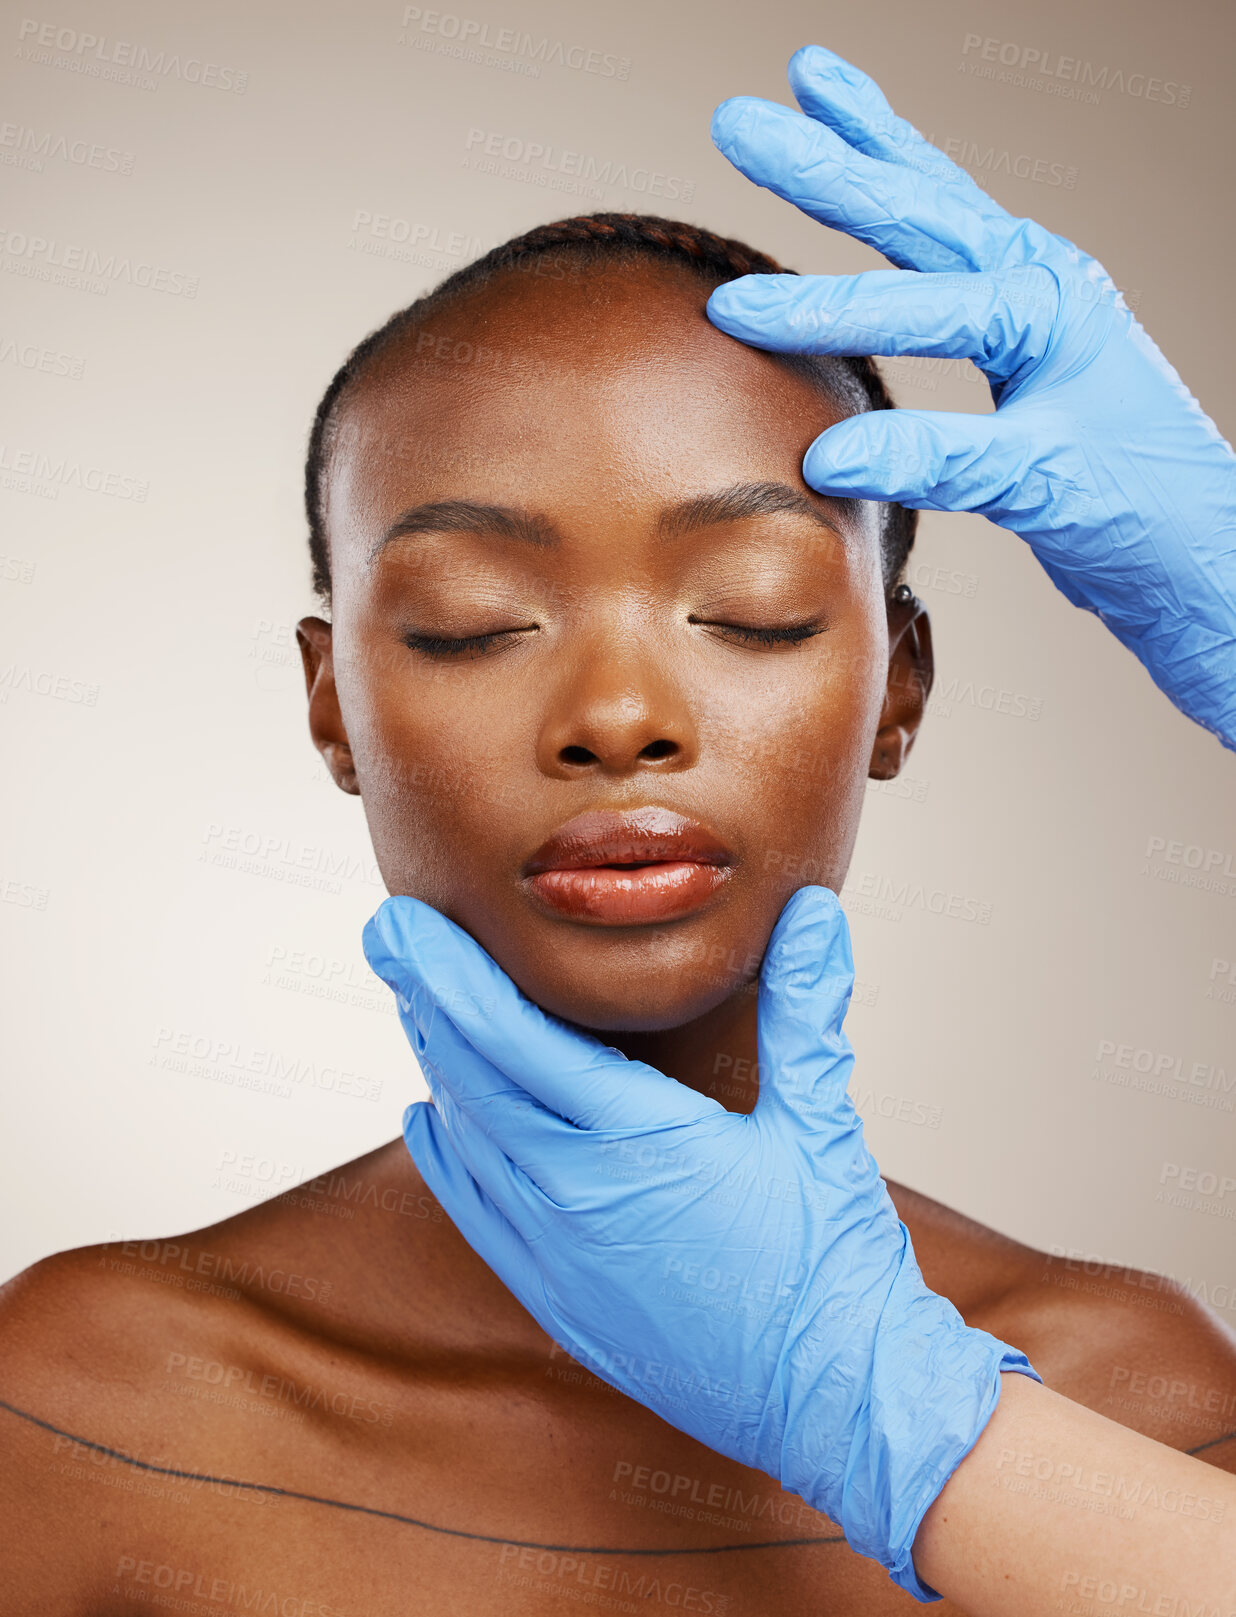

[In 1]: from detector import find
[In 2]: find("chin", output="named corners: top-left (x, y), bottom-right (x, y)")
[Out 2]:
top-left (496, 922), bottom-right (763, 1035)
top-left (532, 984), bottom-right (747, 1036)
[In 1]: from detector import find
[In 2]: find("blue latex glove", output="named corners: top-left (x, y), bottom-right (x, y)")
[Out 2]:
top-left (363, 886), bottom-right (1040, 1600)
top-left (706, 46), bottom-right (1236, 752)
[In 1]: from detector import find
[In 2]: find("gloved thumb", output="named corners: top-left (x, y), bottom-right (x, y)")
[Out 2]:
top-left (755, 885), bottom-right (858, 1128)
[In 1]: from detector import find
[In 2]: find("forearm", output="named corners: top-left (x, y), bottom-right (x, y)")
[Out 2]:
top-left (912, 1371), bottom-right (1236, 1613)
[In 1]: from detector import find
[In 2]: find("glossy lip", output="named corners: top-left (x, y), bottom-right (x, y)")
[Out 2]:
top-left (521, 806), bottom-right (736, 926)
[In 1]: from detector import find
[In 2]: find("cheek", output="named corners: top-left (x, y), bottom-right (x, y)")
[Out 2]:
top-left (336, 632), bottom-right (535, 899)
top-left (693, 627), bottom-right (885, 854)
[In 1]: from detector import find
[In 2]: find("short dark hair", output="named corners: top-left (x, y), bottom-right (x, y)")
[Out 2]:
top-left (304, 211), bottom-right (917, 605)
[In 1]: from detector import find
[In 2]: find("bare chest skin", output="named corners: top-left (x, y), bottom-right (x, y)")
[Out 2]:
top-left (3, 1140), bottom-right (1234, 1617)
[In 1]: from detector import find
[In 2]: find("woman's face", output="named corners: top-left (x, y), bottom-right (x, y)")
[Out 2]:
top-left (298, 259), bottom-right (931, 1033)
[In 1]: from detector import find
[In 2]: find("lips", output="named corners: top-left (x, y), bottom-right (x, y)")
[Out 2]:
top-left (522, 806), bottom-right (735, 926)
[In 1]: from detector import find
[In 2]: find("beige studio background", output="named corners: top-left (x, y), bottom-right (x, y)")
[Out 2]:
top-left (1, 0), bottom-right (1233, 1302)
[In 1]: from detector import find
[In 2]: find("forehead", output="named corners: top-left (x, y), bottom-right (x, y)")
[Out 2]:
top-left (323, 260), bottom-right (863, 563)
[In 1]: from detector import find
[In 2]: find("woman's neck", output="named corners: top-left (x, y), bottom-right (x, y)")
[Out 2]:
top-left (600, 985), bottom-right (762, 1115)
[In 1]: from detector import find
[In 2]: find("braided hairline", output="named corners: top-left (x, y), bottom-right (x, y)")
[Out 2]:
top-left (305, 212), bottom-right (916, 603)
top-left (461, 213), bottom-right (783, 277)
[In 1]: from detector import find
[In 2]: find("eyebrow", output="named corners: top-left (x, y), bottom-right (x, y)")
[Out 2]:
top-left (369, 500), bottom-right (554, 562)
top-left (656, 481), bottom-right (844, 543)
top-left (369, 481), bottom-right (846, 563)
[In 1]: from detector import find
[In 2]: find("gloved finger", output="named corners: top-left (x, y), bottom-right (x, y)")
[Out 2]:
top-left (754, 887), bottom-right (858, 1131)
top-left (786, 45), bottom-right (986, 194)
top-left (800, 407), bottom-right (1034, 512)
top-left (419, 1001), bottom-right (748, 1212)
top-left (710, 96), bottom-right (1030, 276)
top-left (414, 997), bottom-right (627, 1209)
top-left (404, 1101), bottom-right (573, 1344)
top-left (706, 267), bottom-right (1054, 386)
top-left (406, 1091), bottom-right (553, 1248)
top-left (364, 896), bottom-right (724, 1134)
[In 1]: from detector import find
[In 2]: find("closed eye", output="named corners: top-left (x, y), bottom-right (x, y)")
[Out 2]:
top-left (402, 627), bottom-right (536, 659)
top-left (688, 616), bottom-right (823, 648)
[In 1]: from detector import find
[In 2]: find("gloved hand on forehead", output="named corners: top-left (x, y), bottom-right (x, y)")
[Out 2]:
top-left (363, 885), bottom-right (1040, 1601)
top-left (706, 45), bottom-right (1236, 752)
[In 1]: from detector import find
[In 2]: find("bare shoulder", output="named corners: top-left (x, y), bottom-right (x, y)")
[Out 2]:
top-left (888, 1179), bottom-right (1236, 1470)
top-left (993, 1248), bottom-right (1236, 1466)
top-left (0, 1138), bottom-right (448, 1420)
top-left (0, 1138), bottom-right (446, 1612)
top-left (0, 1230), bottom-right (259, 1453)
top-left (0, 1233), bottom-right (261, 1612)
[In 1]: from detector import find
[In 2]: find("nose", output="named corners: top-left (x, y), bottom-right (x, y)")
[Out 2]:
top-left (535, 630), bottom-right (698, 779)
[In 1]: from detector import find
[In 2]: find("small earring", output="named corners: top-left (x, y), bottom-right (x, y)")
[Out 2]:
top-left (890, 582), bottom-right (914, 604)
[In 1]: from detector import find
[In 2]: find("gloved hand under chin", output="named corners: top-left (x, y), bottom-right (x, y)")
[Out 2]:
top-left (362, 885), bottom-right (1041, 1601)
top-left (705, 45), bottom-right (1236, 752)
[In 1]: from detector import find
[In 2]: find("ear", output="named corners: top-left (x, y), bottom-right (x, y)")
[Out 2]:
top-left (868, 591), bottom-right (933, 781)
top-left (296, 617), bottom-right (360, 796)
